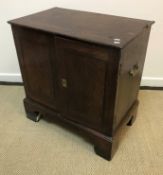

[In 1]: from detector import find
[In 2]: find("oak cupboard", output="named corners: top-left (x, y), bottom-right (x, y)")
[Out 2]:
top-left (8, 7), bottom-right (154, 160)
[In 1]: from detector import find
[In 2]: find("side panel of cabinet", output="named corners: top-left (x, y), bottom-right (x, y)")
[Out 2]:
top-left (114, 27), bottom-right (151, 131)
top-left (55, 37), bottom-right (109, 131)
top-left (12, 26), bottom-right (57, 109)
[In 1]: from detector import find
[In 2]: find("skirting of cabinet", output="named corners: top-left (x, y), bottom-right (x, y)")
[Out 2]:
top-left (24, 97), bottom-right (138, 160)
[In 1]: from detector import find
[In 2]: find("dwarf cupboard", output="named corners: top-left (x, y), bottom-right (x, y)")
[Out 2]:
top-left (8, 7), bottom-right (154, 160)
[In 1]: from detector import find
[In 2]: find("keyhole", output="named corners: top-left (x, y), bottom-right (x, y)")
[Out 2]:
top-left (61, 78), bottom-right (67, 88)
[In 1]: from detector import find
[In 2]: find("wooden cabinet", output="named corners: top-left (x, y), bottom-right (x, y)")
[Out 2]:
top-left (9, 7), bottom-right (154, 160)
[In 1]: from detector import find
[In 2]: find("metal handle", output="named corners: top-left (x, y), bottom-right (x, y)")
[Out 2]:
top-left (61, 78), bottom-right (67, 88)
top-left (129, 64), bottom-right (139, 77)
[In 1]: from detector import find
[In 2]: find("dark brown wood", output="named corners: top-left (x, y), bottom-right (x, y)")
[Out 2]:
top-left (113, 27), bottom-right (151, 133)
top-left (9, 7), bottom-right (154, 160)
top-left (8, 7), bottom-right (154, 48)
top-left (12, 26), bottom-right (57, 110)
top-left (55, 36), bottom-right (108, 131)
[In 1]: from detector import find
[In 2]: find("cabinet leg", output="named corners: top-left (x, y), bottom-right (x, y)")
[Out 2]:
top-left (24, 98), bottom-right (42, 122)
top-left (94, 136), bottom-right (117, 161)
top-left (26, 111), bottom-right (41, 122)
top-left (127, 101), bottom-right (138, 126)
top-left (94, 143), bottom-right (112, 160)
top-left (127, 115), bottom-right (136, 126)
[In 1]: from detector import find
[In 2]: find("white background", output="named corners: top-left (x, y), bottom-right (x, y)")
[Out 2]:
top-left (0, 0), bottom-right (163, 86)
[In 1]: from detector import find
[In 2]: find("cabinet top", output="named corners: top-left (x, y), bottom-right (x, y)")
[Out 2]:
top-left (8, 7), bottom-right (154, 48)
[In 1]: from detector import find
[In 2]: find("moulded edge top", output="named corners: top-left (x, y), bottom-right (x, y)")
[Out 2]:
top-left (8, 7), bottom-right (155, 49)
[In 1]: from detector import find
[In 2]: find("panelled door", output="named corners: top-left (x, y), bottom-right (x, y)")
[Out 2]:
top-left (55, 37), bottom-right (108, 130)
top-left (13, 27), bottom-right (57, 109)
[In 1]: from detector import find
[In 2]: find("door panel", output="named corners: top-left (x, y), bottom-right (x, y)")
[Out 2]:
top-left (55, 37), bottom-right (108, 130)
top-left (16, 27), bottom-right (56, 109)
